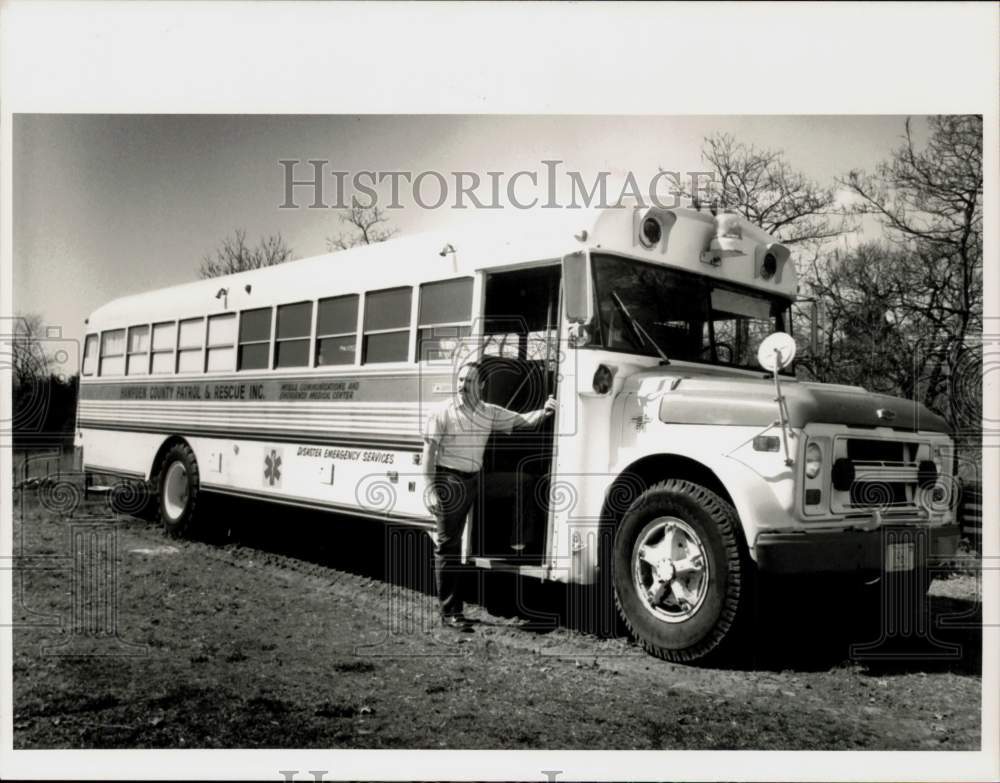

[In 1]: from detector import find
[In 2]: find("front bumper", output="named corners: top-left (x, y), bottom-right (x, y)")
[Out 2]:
top-left (754, 524), bottom-right (960, 575)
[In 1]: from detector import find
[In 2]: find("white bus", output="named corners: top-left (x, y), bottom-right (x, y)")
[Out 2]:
top-left (78, 204), bottom-right (960, 662)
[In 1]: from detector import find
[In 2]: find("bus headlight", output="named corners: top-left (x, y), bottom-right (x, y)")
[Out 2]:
top-left (804, 442), bottom-right (822, 479)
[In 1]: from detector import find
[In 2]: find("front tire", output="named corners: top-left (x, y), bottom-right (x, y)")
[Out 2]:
top-left (613, 479), bottom-right (751, 663)
top-left (158, 442), bottom-right (202, 538)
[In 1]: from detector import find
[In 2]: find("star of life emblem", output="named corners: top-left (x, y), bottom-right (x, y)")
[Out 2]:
top-left (264, 448), bottom-right (283, 487)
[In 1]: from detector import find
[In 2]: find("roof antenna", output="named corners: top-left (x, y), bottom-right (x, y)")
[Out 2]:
top-left (439, 243), bottom-right (457, 273)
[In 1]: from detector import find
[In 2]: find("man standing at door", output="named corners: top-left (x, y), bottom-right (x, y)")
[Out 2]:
top-left (422, 360), bottom-right (557, 630)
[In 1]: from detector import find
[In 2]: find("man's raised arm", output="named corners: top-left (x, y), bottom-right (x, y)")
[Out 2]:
top-left (511, 395), bottom-right (558, 430)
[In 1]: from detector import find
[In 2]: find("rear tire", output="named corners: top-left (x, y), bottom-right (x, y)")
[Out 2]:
top-left (157, 442), bottom-right (201, 538)
top-left (613, 479), bottom-right (751, 663)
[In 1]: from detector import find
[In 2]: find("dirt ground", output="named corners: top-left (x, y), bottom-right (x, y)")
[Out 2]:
top-left (11, 482), bottom-right (982, 750)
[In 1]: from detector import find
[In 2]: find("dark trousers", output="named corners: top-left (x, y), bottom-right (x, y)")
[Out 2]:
top-left (432, 467), bottom-right (480, 617)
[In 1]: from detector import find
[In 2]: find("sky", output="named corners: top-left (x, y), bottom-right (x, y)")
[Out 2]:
top-left (13, 114), bottom-right (926, 349)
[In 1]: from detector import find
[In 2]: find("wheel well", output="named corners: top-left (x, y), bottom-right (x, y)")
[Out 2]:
top-left (149, 436), bottom-right (192, 485)
top-left (600, 453), bottom-right (734, 528)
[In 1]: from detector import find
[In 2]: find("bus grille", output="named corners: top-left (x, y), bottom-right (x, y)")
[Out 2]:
top-left (839, 438), bottom-right (921, 511)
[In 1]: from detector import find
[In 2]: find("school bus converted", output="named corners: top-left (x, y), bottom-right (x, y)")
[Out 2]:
top-left (78, 204), bottom-right (960, 662)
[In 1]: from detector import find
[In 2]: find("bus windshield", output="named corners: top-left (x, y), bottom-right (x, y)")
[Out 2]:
top-left (591, 253), bottom-right (792, 372)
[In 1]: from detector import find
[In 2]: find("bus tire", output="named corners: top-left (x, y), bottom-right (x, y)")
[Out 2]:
top-left (157, 442), bottom-right (202, 538)
top-left (613, 479), bottom-right (750, 664)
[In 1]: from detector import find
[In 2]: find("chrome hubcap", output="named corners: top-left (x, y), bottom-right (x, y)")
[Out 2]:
top-left (632, 516), bottom-right (710, 622)
top-left (163, 462), bottom-right (188, 521)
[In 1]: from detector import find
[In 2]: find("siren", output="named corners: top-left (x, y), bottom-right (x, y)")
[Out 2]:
top-left (700, 210), bottom-right (747, 266)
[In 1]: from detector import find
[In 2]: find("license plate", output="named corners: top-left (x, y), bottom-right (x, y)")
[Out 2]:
top-left (886, 542), bottom-right (915, 572)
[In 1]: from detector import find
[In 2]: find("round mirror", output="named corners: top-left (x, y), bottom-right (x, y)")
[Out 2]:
top-left (757, 332), bottom-right (796, 372)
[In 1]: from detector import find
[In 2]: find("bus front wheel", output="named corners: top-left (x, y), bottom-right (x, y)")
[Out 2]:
top-left (158, 442), bottom-right (202, 538)
top-left (613, 479), bottom-right (750, 663)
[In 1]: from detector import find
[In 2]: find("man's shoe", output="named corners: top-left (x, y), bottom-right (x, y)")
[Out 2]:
top-left (441, 615), bottom-right (474, 632)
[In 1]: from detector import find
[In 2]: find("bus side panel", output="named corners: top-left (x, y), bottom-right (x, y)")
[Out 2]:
top-left (184, 435), bottom-right (434, 524)
top-left (81, 428), bottom-right (167, 480)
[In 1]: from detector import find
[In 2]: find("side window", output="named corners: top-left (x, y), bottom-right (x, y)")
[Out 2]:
top-left (99, 329), bottom-right (126, 376)
top-left (150, 321), bottom-right (176, 374)
top-left (417, 277), bottom-right (473, 362)
top-left (206, 313), bottom-right (237, 372)
top-left (126, 325), bottom-right (150, 376)
top-left (176, 317), bottom-right (205, 373)
top-left (362, 287), bottom-right (412, 364)
top-left (238, 307), bottom-right (272, 371)
top-left (316, 295), bottom-right (358, 366)
top-left (82, 334), bottom-right (98, 376)
top-left (275, 301), bottom-right (313, 368)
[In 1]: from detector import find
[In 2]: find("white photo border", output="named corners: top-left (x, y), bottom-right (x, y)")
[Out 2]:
top-left (1, 1), bottom-right (997, 781)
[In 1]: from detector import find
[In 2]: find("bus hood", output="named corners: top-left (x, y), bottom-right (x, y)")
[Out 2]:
top-left (621, 366), bottom-right (949, 433)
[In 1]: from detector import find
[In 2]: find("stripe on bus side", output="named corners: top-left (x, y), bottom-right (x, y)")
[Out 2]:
top-left (83, 464), bottom-right (147, 481)
top-left (78, 371), bottom-right (453, 403)
top-left (200, 482), bottom-right (436, 529)
top-left (78, 420), bottom-right (424, 450)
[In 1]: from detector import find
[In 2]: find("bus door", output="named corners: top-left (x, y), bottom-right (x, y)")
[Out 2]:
top-left (475, 264), bottom-right (561, 565)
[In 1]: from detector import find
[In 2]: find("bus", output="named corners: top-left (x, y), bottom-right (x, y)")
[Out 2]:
top-left (77, 204), bottom-right (960, 662)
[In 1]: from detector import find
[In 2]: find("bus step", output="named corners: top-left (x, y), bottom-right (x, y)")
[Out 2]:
top-left (471, 557), bottom-right (547, 579)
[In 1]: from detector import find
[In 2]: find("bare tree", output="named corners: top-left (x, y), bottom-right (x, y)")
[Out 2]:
top-left (796, 243), bottom-right (918, 394)
top-left (9, 313), bottom-right (49, 390)
top-left (199, 229), bottom-right (294, 279)
top-left (326, 206), bottom-right (397, 252)
top-left (686, 132), bottom-right (848, 246)
top-left (840, 116), bottom-right (983, 432)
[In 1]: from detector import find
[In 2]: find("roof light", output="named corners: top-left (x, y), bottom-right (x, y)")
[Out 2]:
top-left (760, 252), bottom-right (777, 280)
top-left (754, 242), bottom-right (790, 283)
top-left (633, 207), bottom-right (677, 252)
top-left (639, 217), bottom-right (662, 248)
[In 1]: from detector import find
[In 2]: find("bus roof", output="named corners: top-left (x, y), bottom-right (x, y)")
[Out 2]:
top-left (85, 205), bottom-right (796, 330)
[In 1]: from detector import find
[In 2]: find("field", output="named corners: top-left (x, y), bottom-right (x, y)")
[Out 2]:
top-left (11, 472), bottom-right (982, 750)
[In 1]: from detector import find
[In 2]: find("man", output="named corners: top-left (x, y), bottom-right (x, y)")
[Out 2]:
top-left (422, 360), bottom-right (557, 630)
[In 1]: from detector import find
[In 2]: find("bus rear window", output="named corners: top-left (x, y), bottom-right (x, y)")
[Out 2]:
top-left (82, 334), bottom-right (98, 376)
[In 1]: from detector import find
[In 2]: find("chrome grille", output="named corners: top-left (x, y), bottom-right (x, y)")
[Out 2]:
top-left (837, 437), bottom-right (923, 512)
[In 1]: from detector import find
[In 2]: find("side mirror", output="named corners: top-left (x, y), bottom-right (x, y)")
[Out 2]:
top-left (757, 332), bottom-right (797, 372)
top-left (562, 251), bottom-right (591, 323)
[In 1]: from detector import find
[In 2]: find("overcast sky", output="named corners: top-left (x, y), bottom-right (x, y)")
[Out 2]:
top-left (14, 114), bottom-right (926, 348)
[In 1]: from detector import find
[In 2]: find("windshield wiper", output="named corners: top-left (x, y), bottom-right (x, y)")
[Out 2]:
top-left (611, 291), bottom-right (670, 365)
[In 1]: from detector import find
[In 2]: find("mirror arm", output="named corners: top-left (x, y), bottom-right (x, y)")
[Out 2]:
top-left (772, 351), bottom-right (794, 467)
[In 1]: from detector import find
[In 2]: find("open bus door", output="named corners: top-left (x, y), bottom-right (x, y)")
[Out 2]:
top-left (473, 263), bottom-right (561, 569)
